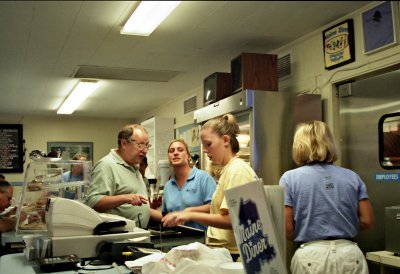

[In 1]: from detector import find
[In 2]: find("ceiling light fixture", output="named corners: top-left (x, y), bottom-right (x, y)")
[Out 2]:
top-left (121, 1), bottom-right (181, 36)
top-left (57, 80), bottom-right (99, 115)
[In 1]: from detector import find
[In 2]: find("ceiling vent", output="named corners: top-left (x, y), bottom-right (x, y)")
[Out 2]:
top-left (184, 96), bottom-right (197, 114)
top-left (278, 53), bottom-right (291, 79)
top-left (72, 65), bottom-right (181, 82)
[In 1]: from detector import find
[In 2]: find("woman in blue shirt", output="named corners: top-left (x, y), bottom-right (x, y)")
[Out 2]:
top-left (62, 153), bottom-right (87, 199)
top-left (161, 139), bottom-right (216, 231)
top-left (279, 121), bottom-right (374, 274)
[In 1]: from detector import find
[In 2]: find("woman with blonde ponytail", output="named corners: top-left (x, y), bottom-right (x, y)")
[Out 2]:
top-left (162, 114), bottom-right (258, 260)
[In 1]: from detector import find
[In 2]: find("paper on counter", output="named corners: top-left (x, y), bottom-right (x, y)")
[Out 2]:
top-left (125, 252), bottom-right (165, 268)
top-left (126, 236), bottom-right (150, 242)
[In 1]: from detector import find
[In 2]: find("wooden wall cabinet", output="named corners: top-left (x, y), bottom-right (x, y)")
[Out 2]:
top-left (231, 52), bottom-right (278, 93)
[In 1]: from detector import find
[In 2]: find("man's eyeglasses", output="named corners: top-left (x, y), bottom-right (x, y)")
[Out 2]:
top-left (127, 139), bottom-right (152, 150)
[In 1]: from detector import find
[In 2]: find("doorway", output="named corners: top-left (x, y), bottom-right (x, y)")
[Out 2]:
top-left (337, 69), bottom-right (400, 271)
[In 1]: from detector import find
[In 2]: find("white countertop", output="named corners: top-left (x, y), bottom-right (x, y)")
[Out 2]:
top-left (366, 250), bottom-right (400, 268)
top-left (0, 253), bottom-right (132, 274)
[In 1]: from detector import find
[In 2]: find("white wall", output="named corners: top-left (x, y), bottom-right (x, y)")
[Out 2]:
top-left (0, 115), bottom-right (132, 183)
top-left (275, 1), bottom-right (400, 134)
top-left (141, 1), bottom-right (400, 141)
top-left (138, 3), bottom-right (400, 268)
top-left (139, 85), bottom-right (203, 129)
top-left (3, 1), bottom-right (398, 194)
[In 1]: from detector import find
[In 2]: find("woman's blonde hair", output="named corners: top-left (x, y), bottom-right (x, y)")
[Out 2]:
top-left (201, 113), bottom-right (240, 153)
top-left (292, 120), bottom-right (338, 166)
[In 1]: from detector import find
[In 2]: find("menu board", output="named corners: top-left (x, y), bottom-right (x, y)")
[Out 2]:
top-left (0, 124), bottom-right (23, 173)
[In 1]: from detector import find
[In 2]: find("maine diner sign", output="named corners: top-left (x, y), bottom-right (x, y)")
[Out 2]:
top-left (323, 19), bottom-right (355, 70)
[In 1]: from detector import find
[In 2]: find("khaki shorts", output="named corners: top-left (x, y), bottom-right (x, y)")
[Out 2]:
top-left (291, 240), bottom-right (369, 274)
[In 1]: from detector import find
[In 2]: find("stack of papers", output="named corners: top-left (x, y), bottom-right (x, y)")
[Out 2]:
top-left (125, 252), bottom-right (165, 273)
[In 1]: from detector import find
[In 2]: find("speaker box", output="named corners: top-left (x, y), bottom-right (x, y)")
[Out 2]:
top-left (203, 72), bottom-right (232, 106)
top-left (231, 52), bottom-right (278, 93)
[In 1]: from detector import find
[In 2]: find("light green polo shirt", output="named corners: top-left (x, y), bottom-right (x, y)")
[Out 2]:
top-left (86, 149), bottom-right (150, 228)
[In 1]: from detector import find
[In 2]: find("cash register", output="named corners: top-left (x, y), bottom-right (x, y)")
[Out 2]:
top-left (14, 158), bottom-right (151, 260)
top-left (14, 157), bottom-right (205, 262)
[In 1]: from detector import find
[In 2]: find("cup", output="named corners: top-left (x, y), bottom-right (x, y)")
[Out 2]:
top-left (158, 160), bottom-right (170, 186)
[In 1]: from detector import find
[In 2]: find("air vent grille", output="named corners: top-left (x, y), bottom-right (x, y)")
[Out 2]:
top-left (184, 96), bottom-right (197, 114)
top-left (278, 53), bottom-right (291, 79)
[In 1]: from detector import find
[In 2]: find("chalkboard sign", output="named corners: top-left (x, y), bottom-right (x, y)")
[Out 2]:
top-left (0, 124), bottom-right (24, 173)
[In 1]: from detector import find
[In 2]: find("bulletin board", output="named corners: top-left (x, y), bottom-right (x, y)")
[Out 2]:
top-left (0, 124), bottom-right (24, 173)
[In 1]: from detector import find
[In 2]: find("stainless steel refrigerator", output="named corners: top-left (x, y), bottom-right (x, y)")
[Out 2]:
top-left (194, 89), bottom-right (322, 186)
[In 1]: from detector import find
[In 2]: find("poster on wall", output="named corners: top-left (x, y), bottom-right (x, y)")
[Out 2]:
top-left (323, 19), bottom-right (355, 70)
top-left (176, 123), bottom-right (201, 168)
top-left (0, 124), bottom-right (24, 173)
top-left (362, 1), bottom-right (398, 55)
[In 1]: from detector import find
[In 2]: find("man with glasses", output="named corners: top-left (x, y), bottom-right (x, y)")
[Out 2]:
top-left (86, 124), bottom-right (152, 228)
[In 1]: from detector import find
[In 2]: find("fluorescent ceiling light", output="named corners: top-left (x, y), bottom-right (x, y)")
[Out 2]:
top-left (121, 1), bottom-right (181, 36)
top-left (57, 80), bottom-right (99, 115)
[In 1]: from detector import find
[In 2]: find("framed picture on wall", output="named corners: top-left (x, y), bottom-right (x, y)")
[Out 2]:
top-left (323, 19), bottom-right (355, 70)
top-left (362, 1), bottom-right (398, 55)
top-left (47, 142), bottom-right (93, 161)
